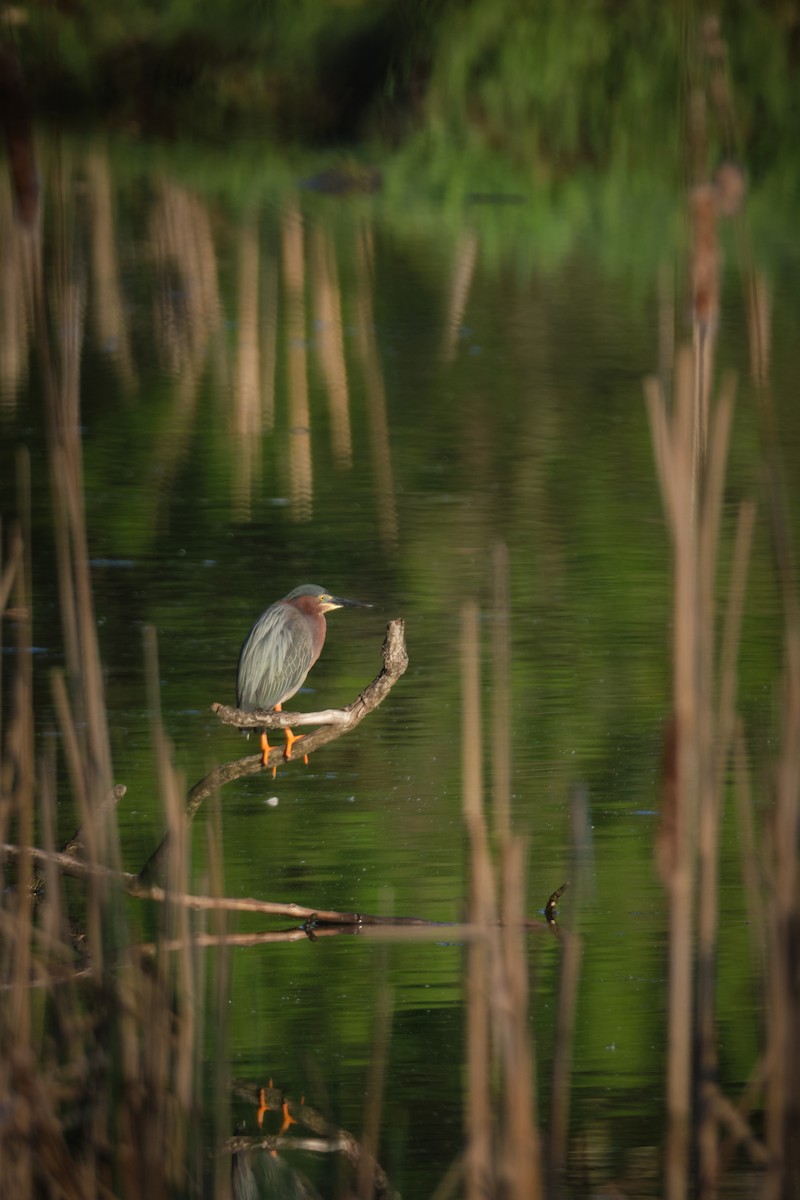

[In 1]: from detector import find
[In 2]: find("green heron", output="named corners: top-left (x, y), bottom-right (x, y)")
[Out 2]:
top-left (236, 584), bottom-right (370, 771)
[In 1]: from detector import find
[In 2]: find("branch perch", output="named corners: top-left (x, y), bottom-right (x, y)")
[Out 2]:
top-left (198, 618), bottom-right (407, 808)
top-left (137, 620), bottom-right (407, 879)
top-left (213, 617), bottom-right (407, 729)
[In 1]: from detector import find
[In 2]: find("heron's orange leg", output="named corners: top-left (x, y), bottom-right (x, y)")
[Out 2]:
top-left (261, 704), bottom-right (289, 775)
top-left (259, 731), bottom-right (278, 778)
top-left (260, 704), bottom-right (308, 768)
top-left (275, 703), bottom-right (308, 764)
top-left (272, 700), bottom-right (307, 763)
top-left (259, 731), bottom-right (271, 765)
top-left (279, 1100), bottom-right (298, 1134)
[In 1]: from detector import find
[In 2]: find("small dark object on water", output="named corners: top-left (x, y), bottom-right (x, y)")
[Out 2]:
top-left (301, 164), bottom-right (382, 195)
top-left (237, 584), bottom-right (371, 773)
top-left (545, 882), bottom-right (569, 924)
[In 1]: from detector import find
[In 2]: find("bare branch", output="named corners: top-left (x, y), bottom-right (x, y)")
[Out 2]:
top-left (135, 621), bottom-right (406, 879)
top-left (214, 704), bottom-right (352, 730)
top-left (1, 842), bottom-right (550, 950)
top-left (3, 841), bottom-right (481, 925)
top-left (189, 618), bottom-right (407, 811)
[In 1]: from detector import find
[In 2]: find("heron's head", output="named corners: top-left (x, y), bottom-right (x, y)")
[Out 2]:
top-left (285, 584), bottom-right (371, 615)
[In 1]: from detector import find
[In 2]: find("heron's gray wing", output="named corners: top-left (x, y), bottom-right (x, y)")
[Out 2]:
top-left (236, 603), bottom-right (315, 711)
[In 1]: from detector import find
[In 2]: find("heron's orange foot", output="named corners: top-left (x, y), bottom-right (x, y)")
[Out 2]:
top-left (256, 1087), bottom-right (268, 1130)
top-left (283, 727), bottom-right (305, 761)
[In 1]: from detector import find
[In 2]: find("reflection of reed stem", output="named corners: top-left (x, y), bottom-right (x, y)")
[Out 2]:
top-left (261, 255), bottom-right (278, 434)
top-left (549, 926), bottom-right (581, 1187)
top-left (281, 203), bottom-right (313, 521)
top-left (441, 229), bottom-right (477, 363)
top-left (354, 225), bottom-right (398, 548)
top-left (491, 541), bottom-right (511, 848)
top-left (357, 975), bottom-right (393, 1200)
top-left (233, 217), bottom-right (261, 518)
top-left (312, 225), bottom-right (352, 468)
top-left (86, 146), bottom-right (135, 387)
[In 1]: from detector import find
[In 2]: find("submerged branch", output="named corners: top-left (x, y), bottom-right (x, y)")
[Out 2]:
top-left (1, 841), bottom-right (551, 946)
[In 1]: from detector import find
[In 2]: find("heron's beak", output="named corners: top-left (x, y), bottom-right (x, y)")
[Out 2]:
top-left (326, 595), bottom-right (372, 611)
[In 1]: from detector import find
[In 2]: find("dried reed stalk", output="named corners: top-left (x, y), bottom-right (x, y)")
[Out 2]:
top-left (460, 586), bottom-right (544, 1200)
top-left (646, 345), bottom-right (736, 1200)
top-left (0, 162), bottom-right (218, 1195)
top-left (549, 789), bottom-right (586, 1192)
top-left (1, 480), bottom-right (35, 1196)
top-left (646, 351), bottom-right (700, 1200)
top-left (461, 599), bottom-right (495, 1200)
top-left (736, 181), bottom-right (800, 1200)
top-left (206, 794), bottom-right (233, 1200)
top-left (763, 632), bottom-right (800, 1200)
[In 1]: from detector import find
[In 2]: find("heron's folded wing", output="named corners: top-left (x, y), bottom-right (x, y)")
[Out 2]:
top-left (236, 604), bottom-right (315, 711)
